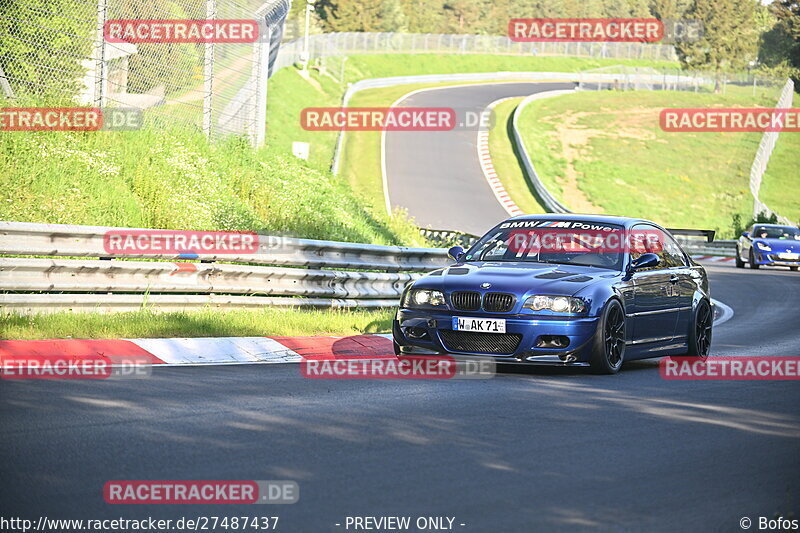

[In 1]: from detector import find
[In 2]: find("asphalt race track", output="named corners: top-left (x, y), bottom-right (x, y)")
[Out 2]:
top-left (384, 82), bottom-right (574, 235)
top-left (2, 266), bottom-right (799, 532)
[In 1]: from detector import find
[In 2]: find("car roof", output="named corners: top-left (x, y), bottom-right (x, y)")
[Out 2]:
top-left (753, 223), bottom-right (798, 228)
top-left (502, 213), bottom-right (651, 228)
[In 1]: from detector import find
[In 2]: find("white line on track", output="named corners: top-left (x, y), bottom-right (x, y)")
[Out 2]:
top-left (711, 298), bottom-right (734, 327)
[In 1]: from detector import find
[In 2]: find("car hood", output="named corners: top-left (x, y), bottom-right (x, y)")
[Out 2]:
top-left (755, 239), bottom-right (800, 252)
top-left (413, 261), bottom-right (619, 296)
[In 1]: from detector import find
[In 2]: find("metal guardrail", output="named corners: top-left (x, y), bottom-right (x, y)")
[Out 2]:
top-left (418, 228), bottom-right (479, 249)
top-left (0, 221), bottom-right (450, 314)
top-left (0, 258), bottom-right (418, 299)
top-left (0, 294), bottom-right (400, 314)
top-left (679, 240), bottom-right (737, 257)
top-left (750, 79), bottom-right (795, 225)
top-left (0, 222), bottom-right (447, 272)
top-left (510, 90), bottom-right (576, 213)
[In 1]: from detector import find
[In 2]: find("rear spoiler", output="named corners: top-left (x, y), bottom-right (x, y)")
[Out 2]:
top-left (666, 228), bottom-right (715, 243)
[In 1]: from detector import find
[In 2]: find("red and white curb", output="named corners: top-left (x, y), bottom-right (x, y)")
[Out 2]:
top-left (0, 334), bottom-right (396, 367)
top-left (477, 97), bottom-right (524, 217)
top-left (691, 255), bottom-right (735, 263)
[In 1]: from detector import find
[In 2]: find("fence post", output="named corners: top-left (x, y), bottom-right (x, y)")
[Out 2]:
top-left (93, 0), bottom-right (108, 106)
top-left (203, 0), bottom-right (217, 139)
top-left (253, 23), bottom-right (270, 147)
top-left (0, 63), bottom-right (14, 99)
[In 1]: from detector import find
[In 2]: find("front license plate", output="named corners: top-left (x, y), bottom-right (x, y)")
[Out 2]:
top-left (779, 252), bottom-right (799, 260)
top-left (452, 316), bottom-right (506, 333)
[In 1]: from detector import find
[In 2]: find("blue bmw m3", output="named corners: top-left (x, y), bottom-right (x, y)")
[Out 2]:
top-left (393, 214), bottom-right (714, 374)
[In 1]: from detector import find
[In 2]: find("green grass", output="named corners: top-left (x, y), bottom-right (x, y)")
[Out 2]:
top-left (0, 308), bottom-right (394, 340)
top-left (514, 87), bottom-right (784, 238)
top-left (0, 121), bottom-right (425, 246)
top-left (760, 132), bottom-right (800, 224)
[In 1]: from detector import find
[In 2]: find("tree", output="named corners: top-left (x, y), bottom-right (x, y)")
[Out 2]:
top-left (649, 0), bottom-right (692, 20)
top-left (318, 0), bottom-right (405, 32)
top-left (675, 0), bottom-right (760, 91)
top-left (400, 0), bottom-right (447, 33)
top-left (442, 0), bottom-right (491, 33)
top-left (379, 0), bottom-right (407, 32)
top-left (768, 0), bottom-right (800, 84)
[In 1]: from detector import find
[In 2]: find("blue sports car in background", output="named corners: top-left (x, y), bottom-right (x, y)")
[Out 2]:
top-left (393, 214), bottom-right (713, 374)
top-left (735, 223), bottom-right (800, 271)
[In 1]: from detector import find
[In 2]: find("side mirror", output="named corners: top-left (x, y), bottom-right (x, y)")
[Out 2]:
top-left (447, 245), bottom-right (465, 262)
top-left (630, 253), bottom-right (660, 271)
top-left (741, 231), bottom-right (750, 239)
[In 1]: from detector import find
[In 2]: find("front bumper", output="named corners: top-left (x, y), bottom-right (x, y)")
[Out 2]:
top-left (753, 251), bottom-right (800, 267)
top-left (394, 308), bottom-right (599, 366)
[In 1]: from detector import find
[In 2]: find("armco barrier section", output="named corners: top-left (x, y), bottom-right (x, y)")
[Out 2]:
top-left (0, 222), bottom-right (447, 272)
top-left (510, 90), bottom-right (576, 213)
top-left (0, 221), bottom-right (450, 314)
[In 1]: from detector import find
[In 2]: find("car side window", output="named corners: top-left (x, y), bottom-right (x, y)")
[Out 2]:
top-left (661, 233), bottom-right (687, 267)
top-left (629, 224), bottom-right (685, 269)
top-left (629, 224), bottom-right (662, 270)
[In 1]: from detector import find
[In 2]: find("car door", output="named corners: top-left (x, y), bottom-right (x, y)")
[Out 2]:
top-left (628, 224), bottom-right (680, 344)
top-left (661, 232), bottom-right (695, 341)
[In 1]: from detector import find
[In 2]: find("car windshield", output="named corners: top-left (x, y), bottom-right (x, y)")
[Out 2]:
top-left (753, 226), bottom-right (800, 240)
top-left (464, 221), bottom-right (632, 270)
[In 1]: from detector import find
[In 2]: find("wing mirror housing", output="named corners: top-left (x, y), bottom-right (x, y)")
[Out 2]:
top-left (741, 231), bottom-right (750, 239)
top-left (629, 253), bottom-right (660, 271)
top-left (447, 245), bottom-right (465, 262)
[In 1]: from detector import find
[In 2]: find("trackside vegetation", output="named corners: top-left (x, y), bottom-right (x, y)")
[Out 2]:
top-left (0, 115), bottom-right (424, 246)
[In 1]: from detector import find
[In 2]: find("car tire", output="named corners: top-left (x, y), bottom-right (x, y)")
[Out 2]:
top-left (749, 249), bottom-right (760, 269)
top-left (735, 247), bottom-right (744, 268)
top-left (686, 299), bottom-right (713, 358)
top-left (791, 266), bottom-right (798, 272)
top-left (589, 299), bottom-right (626, 375)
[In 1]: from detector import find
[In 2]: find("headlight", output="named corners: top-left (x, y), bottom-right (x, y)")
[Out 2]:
top-left (755, 242), bottom-right (771, 251)
top-left (523, 295), bottom-right (587, 314)
top-left (402, 289), bottom-right (446, 308)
